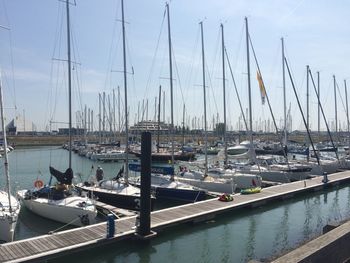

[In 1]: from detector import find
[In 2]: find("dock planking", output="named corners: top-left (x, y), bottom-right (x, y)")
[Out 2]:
top-left (1, 171), bottom-right (350, 262)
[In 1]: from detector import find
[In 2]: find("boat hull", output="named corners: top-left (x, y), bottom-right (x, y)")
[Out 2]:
top-left (76, 184), bottom-right (155, 211)
top-left (0, 191), bottom-right (20, 243)
top-left (17, 190), bottom-right (97, 227)
top-left (154, 187), bottom-right (207, 202)
top-left (176, 176), bottom-right (236, 194)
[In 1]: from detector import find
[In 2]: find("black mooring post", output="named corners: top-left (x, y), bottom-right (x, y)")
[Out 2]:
top-left (139, 132), bottom-right (152, 236)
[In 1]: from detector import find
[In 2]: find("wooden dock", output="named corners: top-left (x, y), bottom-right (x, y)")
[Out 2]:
top-left (2, 171), bottom-right (350, 262)
top-left (94, 201), bottom-right (137, 218)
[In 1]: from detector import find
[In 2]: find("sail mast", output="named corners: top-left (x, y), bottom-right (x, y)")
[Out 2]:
top-left (121, 0), bottom-right (129, 182)
top-left (282, 37), bottom-right (287, 146)
top-left (317, 72), bottom-right (320, 139)
top-left (157, 85), bottom-right (161, 153)
top-left (66, 0), bottom-right (72, 169)
top-left (166, 2), bottom-right (175, 179)
top-left (245, 17), bottom-right (254, 156)
top-left (306, 65), bottom-right (309, 162)
top-left (344, 79), bottom-right (350, 153)
top-left (200, 21), bottom-right (208, 176)
top-left (221, 23), bottom-right (227, 165)
top-left (0, 73), bottom-right (12, 212)
top-left (333, 75), bottom-right (338, 134)
top-left (306, 65), bottom-right (309, 134)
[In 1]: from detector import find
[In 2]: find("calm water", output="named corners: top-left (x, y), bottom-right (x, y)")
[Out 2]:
top-left (2, 147), bottom-right (350, 262)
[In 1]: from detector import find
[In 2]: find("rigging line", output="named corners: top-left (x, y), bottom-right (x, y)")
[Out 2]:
top-left (69, 15), bottom-right (84, 114)
top-left (144, 7), bottom-right (166, 99)
top-left (268, 42), bottom-right (282, 109)
top-left (184, 24), bottom-right (200, 105)
top-left (52, 2), bottom-right (64, 66)
top-left (285, 57), bottom-right (320, 165)
top-left (284, 44), bottom-right (305, 110)
top-left (335, 79), bottom-right (347, 115)
top-left (50, 7), bottom-right (65, 124)
top-left (104, 6), bottom-right (121, 91)
top-left (225, 47), bottom-right (248, 131)
top-left (206, 29), bottom-right (221, 120)
top-left (322, 78), bottom-right (333, 108)
top-left (231, 23), bottom-right (244, 78)
top-left (0, 1), bottom-right (16, 111)
top-left (171, 41), bottom-right (185, 106)
top-left (309, 68), bottom-right (339, 161)
top-left (125, 30), bottom-right (136, 99)
top-left (249, 34), bottom-right (289, 164)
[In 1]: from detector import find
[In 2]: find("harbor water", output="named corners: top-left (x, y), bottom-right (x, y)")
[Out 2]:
top-left (2, 146), bottom-right (350, 262)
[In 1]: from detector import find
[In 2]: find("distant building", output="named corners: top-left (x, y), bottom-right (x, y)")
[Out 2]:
top-left (6, 114), bottom-right (37, 135)
top-left (130, 121), bottom-right (170, 134)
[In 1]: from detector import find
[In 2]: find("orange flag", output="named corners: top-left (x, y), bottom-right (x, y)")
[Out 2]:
top-left (256, 71), bottom-right (266, 105)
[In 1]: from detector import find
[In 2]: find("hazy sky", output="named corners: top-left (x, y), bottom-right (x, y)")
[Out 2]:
top-left (0, 0), bottom-right (349, 132)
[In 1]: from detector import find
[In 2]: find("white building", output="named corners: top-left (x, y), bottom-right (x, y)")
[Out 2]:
top-left (6, 114), bottom-right (37, 135)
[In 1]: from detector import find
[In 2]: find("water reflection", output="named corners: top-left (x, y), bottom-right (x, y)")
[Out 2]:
top-left (329, 189), bottom-right (341, 222)
top-left (272, 205), bottom-right (290, 255)
top-left (219, 224), bottom-right (230, 262)
top-left (303, 197), bottom-right (313, 239)
top-left (243, 215), bottom-right (257, 261)
top-left (314, 195), bottom-right (323, 230)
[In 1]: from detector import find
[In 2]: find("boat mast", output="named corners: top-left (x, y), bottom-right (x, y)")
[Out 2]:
top-left (0, 73), bottom-right (12, 212)
top-left (282, 37), bottom-right (287, 146)
top-left (333, 75), bottom-right (338, 135)
top-left (308, 68), bottom-right (338, 161)
top-left (221, 23), bottom-right (227, 165)
top-left (157, 85), bottom-right (161, 153)
top-left (306, 65), bottom-right (309, 162)
top-left (345, 80), bottom-right (350, 153)
top-left (245, 17), bottom-right (254, 158)
top-left (118, 86), bottom-right (121, 133)
top-left (99, 93), bottom-right (101, 143)
top-left (66, 0), bottom-right (72, 169)
top-left (317, 72), bottom-right (320, 139)
top-left (285, 58), bottom-right (320, 165)
top-left (113, 89), bottom-right (116, 135)
top-left (306, 65), bottom-right (309, 134)
top-left (200, 21), bottom-right (208, 176)
top-left (166, 2), bottom-right (175, 179)
top-left (121, 0), bottom-right (129, 183)
top-left (182, 103), bottom-right (185, 147)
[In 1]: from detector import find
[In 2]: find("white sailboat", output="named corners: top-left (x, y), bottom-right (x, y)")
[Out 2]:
top-left (0, 72), bottom-right (21, 242)
top-left (175, 22), bottom-right (237, 194)
top-left (17, 0), bottom-right (97, 227)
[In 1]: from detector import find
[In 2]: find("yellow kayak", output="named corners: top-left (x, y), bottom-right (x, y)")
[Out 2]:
top-left (240, 187), bottom-right (261, 195)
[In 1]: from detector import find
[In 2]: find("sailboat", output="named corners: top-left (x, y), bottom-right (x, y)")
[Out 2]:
top-left (76, 0), bottom-right (154, 211)
top-left (126, 3), bottom-right (208, 202)
top-left (175, 22), bottom-right (241, 194)
top-left (0, 72), bottom-right (21, 242)
top-left (17, 0), bottom-right (97, 227)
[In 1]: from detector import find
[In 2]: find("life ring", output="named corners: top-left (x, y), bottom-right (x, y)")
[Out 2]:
top-left (34, 180), bottom-right (44, 188)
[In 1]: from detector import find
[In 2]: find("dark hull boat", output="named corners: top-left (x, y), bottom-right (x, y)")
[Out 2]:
top-left (153, 184), bottom-right (207, 202)
top-left (76, 180), bottom-right (155, 211)
top-left (128, 163), bottom-right (207, 203)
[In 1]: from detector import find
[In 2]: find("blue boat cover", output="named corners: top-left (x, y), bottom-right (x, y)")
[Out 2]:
top-left (129, 163), bottom-right (174, 175)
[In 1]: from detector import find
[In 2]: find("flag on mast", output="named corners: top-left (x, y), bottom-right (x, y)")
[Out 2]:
top-left (256, 71), bottom-right (266, 105)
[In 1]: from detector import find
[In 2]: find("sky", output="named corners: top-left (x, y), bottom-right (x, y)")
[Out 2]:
top-left (0, 0), bottom-right (349, 133)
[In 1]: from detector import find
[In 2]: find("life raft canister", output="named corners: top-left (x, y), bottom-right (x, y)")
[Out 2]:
top-left (34, 180), bottom-right (44, 188)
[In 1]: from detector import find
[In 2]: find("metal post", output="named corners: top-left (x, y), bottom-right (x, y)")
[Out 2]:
top-left (139, 132), bottom-right (152, 236)
top-left (106, 214), bottom-right (115, 238)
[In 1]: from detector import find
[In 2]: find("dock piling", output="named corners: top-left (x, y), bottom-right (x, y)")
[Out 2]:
top-left (138, 132), bottom-right (154, 238)
top-left (106, 214), bottom-right (115, 238)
